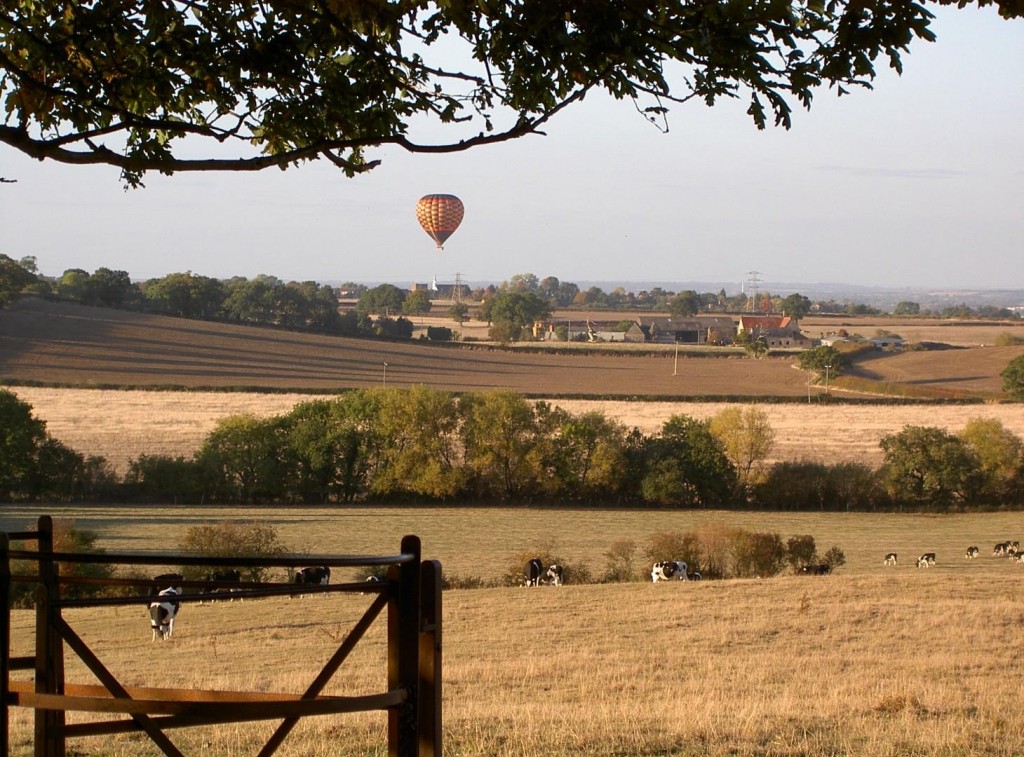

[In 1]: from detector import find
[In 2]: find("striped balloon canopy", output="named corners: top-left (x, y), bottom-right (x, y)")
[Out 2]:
top-left (415, 194), bottom-right (464, 250)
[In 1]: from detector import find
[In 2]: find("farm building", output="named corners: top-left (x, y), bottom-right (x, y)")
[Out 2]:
top-left (737, 315), bottom-right (812, 348)
top-left (631, 316), bottom-right (738, 345)
top-left (538, 319), bottom-right (629, 341)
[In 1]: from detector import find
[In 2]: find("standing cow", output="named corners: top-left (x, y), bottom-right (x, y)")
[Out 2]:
top-left (201, 569), bottom-right (242, 602)
top-left (965, 546), bottom-right (980, 559)
top-left (651, 561), bottom-right (688, 582)
top-left (916, 553), bottom-right (936, 568)
top-left (525, 558), bottom-right (545, 587)
top-left (148, 573), bottom-right (183, 640)
top-left (292, 566), bottom-right (331, 597)
top-left (884, 553), bottom-right (898, 566)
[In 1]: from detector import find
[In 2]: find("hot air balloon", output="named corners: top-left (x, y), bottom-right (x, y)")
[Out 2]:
top-left (416, 194), bottom-right (464, 250)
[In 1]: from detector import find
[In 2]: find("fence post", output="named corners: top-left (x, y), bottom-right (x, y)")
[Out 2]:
top-left (388, 535), bottom-right (421, 757)
top-left (2, 533), bottom-right (10, 757)
top-left (418, 560), bottom-right (442, 757)
top-left (34, 516), bottom-right (64, 757)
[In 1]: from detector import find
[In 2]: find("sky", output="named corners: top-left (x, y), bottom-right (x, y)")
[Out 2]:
top-left (1, 6), bottom-right (1022, 294)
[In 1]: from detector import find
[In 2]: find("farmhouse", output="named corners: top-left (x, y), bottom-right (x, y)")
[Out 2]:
top-left (737, 315), bottom-right (812, 348)
top-left (538, 319), bottom-right (629, 342)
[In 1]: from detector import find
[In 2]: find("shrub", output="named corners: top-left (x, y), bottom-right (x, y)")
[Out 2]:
top-left (177, 522), bottom-right (290, 582)
top-left (602, 539), bottom-right (639, 583)
top-left (643, 531), bottom-right (703, 575)
top-left (426, 326), bottom-right (454, 341)
top-left (732, 531), bottom-right (787, 578)
top-left (822, 546), bottom-right (847, 571)
top-left (786, 535), bottom-right (818, 571)
top-left (995, 333), bottom-right (1024, 347)
top-left (8, 519), bottom-right (115, 607)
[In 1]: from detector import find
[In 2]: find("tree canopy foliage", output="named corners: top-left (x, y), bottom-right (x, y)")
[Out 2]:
top-left (3, 1), bottom-right (1019, 186)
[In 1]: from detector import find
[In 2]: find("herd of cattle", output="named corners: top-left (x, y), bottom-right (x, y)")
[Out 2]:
top-left (884, 541), bottom-right (1022, 569)
top-left (146, 566), bottom-right (332, 641)
top-left (145, 542), bottom-right (1023, 638)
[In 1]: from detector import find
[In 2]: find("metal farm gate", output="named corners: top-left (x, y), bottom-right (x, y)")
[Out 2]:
top-left (1, 516), bottom-right (442, 756)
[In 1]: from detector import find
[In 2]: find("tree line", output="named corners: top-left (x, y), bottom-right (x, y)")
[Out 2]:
top-left (3, 257), bottom-right (1018, 346)
top-left (4, 387), bottom-right (1023, 510)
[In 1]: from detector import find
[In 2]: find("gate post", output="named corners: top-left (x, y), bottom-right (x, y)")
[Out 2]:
top-left (418, 560), bottom-right (442, 757)
top-left (34, 516), bottom-right (64, 757)
top-left (2, 533), bottom-right (10, 757)
top-left (388, 535), bottom-right (421, 757)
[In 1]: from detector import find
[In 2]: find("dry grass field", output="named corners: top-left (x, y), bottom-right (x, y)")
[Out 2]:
top-left (10, 387), bottom-right (1024, 474)
top-left (5, 506), bottom-right (1024, 756)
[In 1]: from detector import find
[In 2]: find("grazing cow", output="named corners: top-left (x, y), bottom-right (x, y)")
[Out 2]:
top-left (798, 564), bottom-right (831, 575)
top-left (201, 569), bottom-right (242, 601)
top-left (1015, 553), bottom-right (1024, 564)
top-left (965, 546), bottom-right (980, 559)
top-left (294, 566), bottom-right (331, 586)
top-left (149, 587), bottom-right (181, 641)
top-left (916, 553), bottom-right (936, 568)
top-left (994, 542), bottom-right (1010, 556)
top-left (546, 564), bottom-right (565, 586)
top-left (651, 561), bottom-right (688, 582)
top-left (525, 558), bottom-right (545, 587)
top-left (884, 553), bottom-right (898, 566)
top-left (1009, 541), bottom-right (1020, 557)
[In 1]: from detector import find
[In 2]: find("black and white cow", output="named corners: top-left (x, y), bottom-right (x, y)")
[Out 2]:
top-left (1008, 541), bottom-right (1020, 557)
top-left (798, 564), bottom-right (831, 575)
top-left (1015, 553), bottom-right (1024, 564)
top-left (916, 553), bottom-right (936, 568)
top-left (965, 546), bottom-right (980, 559)
top-left (546, 564), bottom-right (565, 586)
top-left (149, 589), bottom-right (181, 640)
top-left (651, 561), bottom-right (688, 582)
top-left (525, 558), bottom-right (546, 587)
top-left (294, 566), bottom-right (331, 594)
top-left (148, 573), bottom-right (183, 640)
top-left (994, 542), bottom-right (1010, 556)
top-left (884, 553), bottom-right (898, 566)
top-left (201, 569), bottom-right (242, 601)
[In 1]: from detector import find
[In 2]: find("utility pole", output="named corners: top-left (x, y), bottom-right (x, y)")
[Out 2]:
top-left (824, 364), bottom-right (832, 396)
top-left (383, 361), bottom-right (388, 387)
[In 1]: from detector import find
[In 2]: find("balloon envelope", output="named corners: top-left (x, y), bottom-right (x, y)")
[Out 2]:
top-left (416, 194), bottom-right (464, 249)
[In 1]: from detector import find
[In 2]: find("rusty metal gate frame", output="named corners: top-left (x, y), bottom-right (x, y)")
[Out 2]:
top-left (1, 516), bottom-right (442, 757)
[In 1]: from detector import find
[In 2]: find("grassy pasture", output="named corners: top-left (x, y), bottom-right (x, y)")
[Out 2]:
top-left (5, 506), bottom-right (1024, 755)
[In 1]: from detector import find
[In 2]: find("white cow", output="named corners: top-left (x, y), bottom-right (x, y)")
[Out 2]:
top-left (651, 561), bottom-right (688, 582)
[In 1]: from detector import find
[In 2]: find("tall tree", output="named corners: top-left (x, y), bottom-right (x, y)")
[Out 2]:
top-left (460, 391), bottom-right (543, 500)
top-left (5, 1), bottom-right (1016, 185)
top-left (668, 290), bottom-right (701, 318)
top-left (641, 415), bottom-right (738, 507)
top-left (709, 406), bottom-right (776, 487)
top-left (880, 425), bottom-right (982, 508)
